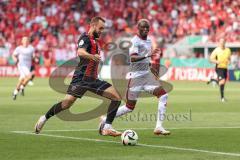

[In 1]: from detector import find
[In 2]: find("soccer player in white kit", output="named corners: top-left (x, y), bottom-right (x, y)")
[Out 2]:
top-left (12, 37), bottom-right (35, 100)
top-left (100, 19), bottom-right (170, 135)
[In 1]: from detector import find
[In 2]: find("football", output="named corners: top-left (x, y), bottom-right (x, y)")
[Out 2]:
top-left (121, 130), bottom-right (138, 146)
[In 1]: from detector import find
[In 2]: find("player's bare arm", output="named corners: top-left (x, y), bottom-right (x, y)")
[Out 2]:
top-left (77, 48), bottom-right (100, 62)
top-left (131, 48), bottom-right (160, 62)
top-left (150, 48), bottom-right (162, 77)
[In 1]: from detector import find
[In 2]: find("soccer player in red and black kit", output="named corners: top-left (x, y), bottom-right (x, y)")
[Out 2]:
top-left (34, 17), bottom-right (122, 137)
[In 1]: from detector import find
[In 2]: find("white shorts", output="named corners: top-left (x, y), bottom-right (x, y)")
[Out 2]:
top-left (18, 66), bottom-right (31, 79)
top-left (126, 73), bottom-right (160, 100)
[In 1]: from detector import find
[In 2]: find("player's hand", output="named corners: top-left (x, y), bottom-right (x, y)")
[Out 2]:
top-left (92, 54), bottom-right (101, 62)
top-left (151, 48), bottom-right (161, 57)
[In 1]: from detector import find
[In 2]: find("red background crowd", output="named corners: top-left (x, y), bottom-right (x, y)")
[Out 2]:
top-left (0, 0), bottom-right (239, 66)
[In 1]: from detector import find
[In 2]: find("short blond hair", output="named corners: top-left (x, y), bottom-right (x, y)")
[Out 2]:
top-left (137, 19), bottom-right (150, 27)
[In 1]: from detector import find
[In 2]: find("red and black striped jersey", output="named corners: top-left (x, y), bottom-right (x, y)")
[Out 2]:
top-left (74, 32), bottom-right (100, 79)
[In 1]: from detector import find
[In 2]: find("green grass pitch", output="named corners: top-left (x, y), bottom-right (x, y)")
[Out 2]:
top-left (0, 77), bottom-right (240, 160)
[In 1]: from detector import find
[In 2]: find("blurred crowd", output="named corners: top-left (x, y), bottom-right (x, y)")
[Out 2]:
top-left (0, 0), bottom-right (240, 66)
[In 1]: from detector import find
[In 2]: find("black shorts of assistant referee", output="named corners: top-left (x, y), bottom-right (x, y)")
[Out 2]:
top-left (216, 68), bottom-right (227, 80)
top-left (67, 75), bottom-right (111, 98)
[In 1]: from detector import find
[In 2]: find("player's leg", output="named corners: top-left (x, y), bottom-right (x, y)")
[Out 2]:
top-left (207, 78), bottom-right (218, 86)
top-left (12, 77), bottom-right (24, 100)
top-left (95, 76), bottom-right (142, 136)
top-left (21, 67), bottom-right (34, 87)
top-left (22, 74), bottom-right (32, 86)
top-left (98, 85), bottom-right (123, 136)
top-left (100, 100), bottom-right (137, 122)
top-left (12, 66), bottom-right (27, 100)
top-left (28, 65), bottom-right (35, 86)
top-left (28, 74), bottom-right (35, 86)
top-left (99, 78), bottom-right (140, 128)
top-left (217, 69), bottom-right (227, 102)
top-left (219, 79), bottom-right (226, 101)
top-left (16, 66), bottom-right (32, 96)
top-left (115, 100), bottom-right (136, 117)
top-left (144, 74), bottom-right (170, 135)
top-left (19, 74), bottom-right (32, 95)
top-left (152, 87), bottom-right (170, 135)
top-left (34, 94), bottom-right (78, 134)
top-left (111, 81), bottom-right (140, 118)
top-left (34, 82), bottom-right (86, 134)
top-left (111, 77), bottom-right (143, 117)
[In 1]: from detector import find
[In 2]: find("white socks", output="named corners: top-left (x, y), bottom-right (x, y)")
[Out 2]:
top-left (102, 105), bottom-right (133, 124)
top-left (103, 123), bottom-right (112, 130)
top-left (115, 105), bottom-right (133, 117)
top-left (13, 85), bottom-right (25, 95)
top-left (156, 94), bottom-right (168, 129)
top-left (40, 115), bottom-right (47, 122)
top-left (102, 94), bottom-right (168, 130)
top-left (13, 89), bottom-right (18, 95)
top-left (20, 85), bottom-right (24, 90)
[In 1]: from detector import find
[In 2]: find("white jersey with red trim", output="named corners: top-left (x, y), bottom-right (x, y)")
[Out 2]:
top-left (128, 35), bottom-right (152, 79)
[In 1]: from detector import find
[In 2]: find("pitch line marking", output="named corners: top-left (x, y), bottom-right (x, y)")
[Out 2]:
top-left (12, 131), bottom-right (240, 157)
top-left (12, 126), bottom-right (240, 133)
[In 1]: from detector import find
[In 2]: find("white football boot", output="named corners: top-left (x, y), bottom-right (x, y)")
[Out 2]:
top-left (34, 115), bottom-right (47, 134)
top-left (154, 127), bottom-right (171, 136)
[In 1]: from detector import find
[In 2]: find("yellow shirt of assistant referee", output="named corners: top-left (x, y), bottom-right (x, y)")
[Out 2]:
top-left (210, 46), bottom-right (231, 69)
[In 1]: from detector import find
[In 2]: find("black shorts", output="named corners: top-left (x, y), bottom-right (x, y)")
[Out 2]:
top-left (216, 68), bottom-right (227, 80)
top-left (67, 76), bottom-right (111, 98)
top-left (30, 65), bottom-right (35, 72)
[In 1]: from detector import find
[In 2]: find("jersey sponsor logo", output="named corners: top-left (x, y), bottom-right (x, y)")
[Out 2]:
top-left (79, 39), bottom-right (84, 46)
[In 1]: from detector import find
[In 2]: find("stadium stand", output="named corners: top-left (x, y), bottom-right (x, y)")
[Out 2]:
top-left (0, 0), bottom-right (239, 65)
